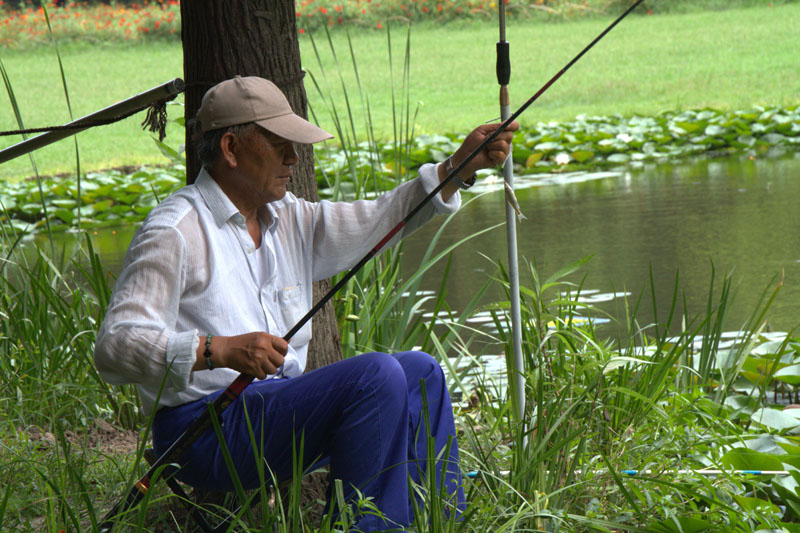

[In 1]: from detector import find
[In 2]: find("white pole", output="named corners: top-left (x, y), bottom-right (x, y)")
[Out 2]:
top-left (497, 2), bottom-right (526, 436)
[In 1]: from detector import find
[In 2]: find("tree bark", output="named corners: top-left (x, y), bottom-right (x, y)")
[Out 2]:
top-left (180, 0), bottom-right (342, 372)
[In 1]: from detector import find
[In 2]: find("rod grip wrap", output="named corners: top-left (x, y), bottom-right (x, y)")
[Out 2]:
top-left (496, 41), bottom-right (510, 86)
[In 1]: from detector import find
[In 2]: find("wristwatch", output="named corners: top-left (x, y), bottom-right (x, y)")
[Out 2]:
top-left (445, 157), bottom-right (477, 190)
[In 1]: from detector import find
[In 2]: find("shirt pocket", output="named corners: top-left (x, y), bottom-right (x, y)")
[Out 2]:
top-left (277, 285), bottom-right (312, 348)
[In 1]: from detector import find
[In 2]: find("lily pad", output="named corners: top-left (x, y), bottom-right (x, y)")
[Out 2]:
top-left (751, 407), bottom-right (800, 433)
top-left (525, 153), bottom-right (543, 168)
top-left (774, 364), bottom-right (800, 385)
top-left (721, 448), bottom-right (784, 471)
top-left (705, 124), bottom-right (727, 136)
top-left (570, 150), bottom-right (594, 163)
top-left (606, 153), bottom-right (630, 163)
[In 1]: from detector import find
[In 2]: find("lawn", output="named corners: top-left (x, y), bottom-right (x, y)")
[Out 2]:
top-left (0, 3), bottom-right (798, 182)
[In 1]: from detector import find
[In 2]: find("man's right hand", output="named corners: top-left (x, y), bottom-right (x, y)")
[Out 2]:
top-left (194, 332), bottom-right (287, 379)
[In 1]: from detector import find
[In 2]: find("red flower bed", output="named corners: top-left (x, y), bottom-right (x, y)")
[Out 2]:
top-left (0, 0), bottom-right (180, 49)
top-left (0, 0), bottom-right (619, 49)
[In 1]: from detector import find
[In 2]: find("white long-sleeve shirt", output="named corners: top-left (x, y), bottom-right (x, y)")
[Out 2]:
top-left (93, 164), bottom-right (459, 414)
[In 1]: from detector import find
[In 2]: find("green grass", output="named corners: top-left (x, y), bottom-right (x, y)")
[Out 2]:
top-left (0, 41), bottom-right (184, 181)
top-left (1, 3), bottom-right (798, 181)
top-left (306, 4), bottom-right (800, 135)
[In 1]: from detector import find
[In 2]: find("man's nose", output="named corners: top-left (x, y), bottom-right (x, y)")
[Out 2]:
top-left (285, 143), bottom-right (299, 165)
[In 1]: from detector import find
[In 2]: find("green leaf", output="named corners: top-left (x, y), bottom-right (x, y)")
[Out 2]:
top-left (20, 203), bottom-right (43, 216)
top-left (752, 340), bottom-right (787, 356)
top-left (704, 124), bottom-right (727, 136)
top-left (648, 516), bottom-right (713, 533)
top-left (525, 153), bottom-right (543, 168)
top-left (741, 433), bottom-right (787, 454)
top-left (732, 494), bottom-right (781, 517)
top-left (675, 121), bottom-right (703, 134)
top-left (570, 150), bottom-right (594, 163)
top-left (751, 408), bottom-right (800, 433)
top-left (154, 138), bottom-right (186, 165)
top-left (90, 199), bottom-right (113, 214)
top-left (721, 448), bottom-right (784, 471)
top-left (775, 364), bottom-right (800, 385)
top-left (52, 208), bottom-right (75, 224)
top-left (533, 141), bottom-right (562, 152)
top-left (111, 205), bottom-right (132, 215)
top-left (762, 132), bottom-right (787, 145)
top-left (606, 153), bottom-right (630, 163)
top-left (0, 196), bottom-right (17, 211)
top-left (51, 198), bottom-right (77, 208)
top-left (723, 394), bottom-right (760, 416)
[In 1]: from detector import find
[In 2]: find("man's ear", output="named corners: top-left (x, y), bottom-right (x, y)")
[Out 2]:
top-left (219, 132), bottom-right (238, 168)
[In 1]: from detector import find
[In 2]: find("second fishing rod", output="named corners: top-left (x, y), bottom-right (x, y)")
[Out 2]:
top-left (100, 0), bottom-right (645, 528)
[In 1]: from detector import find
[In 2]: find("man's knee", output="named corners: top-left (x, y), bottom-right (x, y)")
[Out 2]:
top-left (395, 350), bottom-right (445, 386)
top-left (356, 352), bottom-right (408, 397)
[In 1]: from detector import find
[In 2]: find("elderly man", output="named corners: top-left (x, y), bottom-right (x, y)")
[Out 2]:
top-left (94, 75), bottom-right (517, 531)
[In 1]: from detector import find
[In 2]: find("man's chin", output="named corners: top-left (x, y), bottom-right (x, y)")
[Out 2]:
top-left (265, 187), bottom-right (289, 204)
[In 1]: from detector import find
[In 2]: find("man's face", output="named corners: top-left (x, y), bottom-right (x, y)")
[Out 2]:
top-left (233, 126), bottom-right (299, 203)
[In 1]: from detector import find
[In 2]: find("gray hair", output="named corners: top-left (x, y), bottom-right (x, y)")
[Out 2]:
top-left (188, 118), bottom-right (257, 167)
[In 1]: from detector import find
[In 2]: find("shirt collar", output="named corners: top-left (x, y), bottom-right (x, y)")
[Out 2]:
top-left (259, 204), bottom-right (279, 234)
top-left (195, 167), bottom-right (278, 232)
top-left (196, 168), bottom-right (240, 227)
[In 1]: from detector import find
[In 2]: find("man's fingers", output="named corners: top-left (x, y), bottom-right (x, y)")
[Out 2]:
top-left (488, 149), bottom-right (508, 164)
top-left (452, 120), bottom-right (518, 174)
top-left (482, 120), bottom-right (519, 136)
top-left (262, 360), bottom-right (277, 377)
top-left (477, 120), bottom-right (519, 136)
top-left (220, 332), bottom-right (288, 377)
top-left (272, 336), bottom-right (289, 356)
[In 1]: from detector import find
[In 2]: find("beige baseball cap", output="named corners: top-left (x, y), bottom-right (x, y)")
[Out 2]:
top-left (197, 75), bottom-right (333, 144)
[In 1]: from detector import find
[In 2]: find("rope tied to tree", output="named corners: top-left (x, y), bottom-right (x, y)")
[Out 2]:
top-left (185, 70), bottom-right (307, 92)
top-left (0, 94), bottom-right (178, 141)
top-left (140, 97), bottom-right (172, 141)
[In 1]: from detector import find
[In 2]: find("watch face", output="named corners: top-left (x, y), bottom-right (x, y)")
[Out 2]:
top-left (456, 175), bottom-right (475, 190)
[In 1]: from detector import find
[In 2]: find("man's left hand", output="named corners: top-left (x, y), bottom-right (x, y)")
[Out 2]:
top-left (453, 120), bottom-right (520, 176)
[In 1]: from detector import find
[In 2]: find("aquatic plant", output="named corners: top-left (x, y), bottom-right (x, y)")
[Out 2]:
top-left (2, 105), bottom-right (797, 233)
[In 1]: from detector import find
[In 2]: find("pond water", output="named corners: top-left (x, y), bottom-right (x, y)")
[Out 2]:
top-left (399, 153), bottom-right (800, 336)
top-left (39, 153), bottom-right (800, 339)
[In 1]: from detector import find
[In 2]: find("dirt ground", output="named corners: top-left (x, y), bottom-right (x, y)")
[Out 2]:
top-left (17, 419), bottom-right (331, 531)
top-left (22, 417), bottom-right (144, 455)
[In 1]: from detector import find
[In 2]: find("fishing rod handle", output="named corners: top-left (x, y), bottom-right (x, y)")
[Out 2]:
top-left (496, 41), bottom-right (510, 86)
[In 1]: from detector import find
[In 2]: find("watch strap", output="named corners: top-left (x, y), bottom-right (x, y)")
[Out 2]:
top-left (445, 157), bottom-right (476, 190)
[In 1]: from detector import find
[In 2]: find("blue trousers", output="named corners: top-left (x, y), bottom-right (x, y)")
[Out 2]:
top-left (152, 351), bottom-right (465, 531)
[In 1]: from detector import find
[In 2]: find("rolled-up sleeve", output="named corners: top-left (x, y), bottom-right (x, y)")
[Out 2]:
top-left (93, 225), bottom-right (197, 391)
top-left (309, 163), bottom-right (461, 280)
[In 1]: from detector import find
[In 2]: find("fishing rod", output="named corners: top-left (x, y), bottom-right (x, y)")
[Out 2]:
top-left (99, 1), bottom-right (645, 529)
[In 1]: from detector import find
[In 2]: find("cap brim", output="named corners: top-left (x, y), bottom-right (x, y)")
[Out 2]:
top-left (256, 114), bottom-right (334, 144)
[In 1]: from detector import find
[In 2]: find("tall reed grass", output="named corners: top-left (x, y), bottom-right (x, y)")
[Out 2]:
top-left (455, 256), bottom-right (794, 532)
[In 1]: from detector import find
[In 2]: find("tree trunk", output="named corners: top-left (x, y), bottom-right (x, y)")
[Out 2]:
top-left (180, 0), bottom-right (342, 373)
